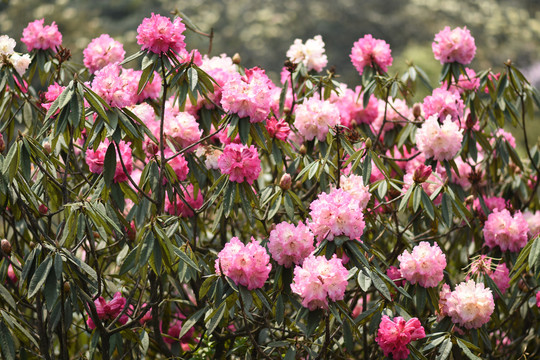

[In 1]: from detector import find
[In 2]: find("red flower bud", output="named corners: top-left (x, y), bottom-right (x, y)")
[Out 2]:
top-left (39, 204), bottom-right (48, 215)
top-left (279, 173), bottom-right (292, 191)
top-left (413, 164), bottom-right (432, 183)
top-left (1, 239), bottom-right (11, 256)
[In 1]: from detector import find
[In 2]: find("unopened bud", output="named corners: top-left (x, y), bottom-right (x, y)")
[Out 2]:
top-left (63, 281), bottom-right (71, 293)
top-left (465, 195), bottom-right (475, 205)
top-left (0, 133), bottom-right (4, 153)
top-left (232, 53), bottom-right (241, 65)
top-left (43, 141), bottom-right (52, 155)
top-left (1, 239), bottom-right (11, 256)
top-left (279, 173), bottom-right (292, 191)
top-left (364, 138), bottom-right (372, 149)
top-left (299, 145), bottom-right (307, 156)
top-left (38, 204), bottom-right (48, 215)
top-left (412, 103), bottom-right (422, 119)
top-left (127, 222), bottom-right (136, 242)
top-left (465, 113), bottom-right (476, 129)
top-left (413, 164), bottom-right (432, 183)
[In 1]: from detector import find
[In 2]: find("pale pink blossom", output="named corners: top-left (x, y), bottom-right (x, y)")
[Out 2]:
top-left (136, 13), bottom-right (186, 54)
top-left (446, 280), bottom-right (494, 329)
top-left (0, 35), bottom-right (16, 56)
top-left (523, 210), bottom-right (540, 238)
top-left (490, 262), bottom-right (510, 295)
top-left (218, 143), bottom-right (261, 185)
top-left (10, 53), bottom-right (31, 76)
top-left (91, 64), bottom-right (137, 108)
top-left (200, 54), bottom-right (238, 108)
top-left (21, 19), bottom-right (62, 52)
top-left (268, 221), bottom-right (315, 268)
top-left (372, 97), bottom-right (411, 134)
top-left (492, 129), bottom-right (516, 149)
top-left (339, 174), bottom-right (371, 210)
top-left (85, 139), bottom-right (133, 183)
top-left (294, 96), bottom-right (340, 141)
top-left (376, 316), bottom-right (425, 360)
top-left (215, 237), bottom-right (271, 290)
top-left (398, 242), bottom-right (446, 288)
top-left (165, 184), bottom-right (203, 217)
top-left (422, 87), bottom-right (464, 122)
top-left (290, 254), bottom-right (349, 310)
top-left (472, 196), bottom-right (507, 216)
top-left (483, 209), bottom-right (529, 252)
top-left (163, 111), bottom-right (202, 151)
top-left (350, 34), bottom-right (393, 75)
top-left (164, 150), bottom-right (189, 182)
top-left (83, 34), bottom-right (125, 74)
top-left (416, 115), bottom-right (463, 161)
top-left (286, 35), bottom-right (328, 72)
top-left (432, 26), bottom-right (476, 64)
top-left (441, 67), bottom-right (480, 93)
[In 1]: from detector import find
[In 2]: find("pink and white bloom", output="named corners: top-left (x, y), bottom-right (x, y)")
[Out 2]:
top-left (483, 209), bottom-right (529, 252)
top-left (136, 13), bottom-right (186, 54)
top-left (291, 254), bottom-right (349, 310)
top-left (294, 96), bottom-right (340, 141)
top-left (21, 19), bottom-right (62, 51)
top-left (376, 316), bottom-right (425, 360)
top-left (329, 85), bottom-right (378, 128)
top-left (268, 221), bottom-right (315, 268)
top-left (523, 210), bottom-right (540, 238)
top-left (91, 64), bottom-right (137, 108)
top-left (286, 35), bottom-right (328, 72)
top-left (422, 87), bottom-right (464, 123)
top-left (350, 34), bottom-right (392, 75)
top-left (446, 280), bottom-right (494, 329)
top-left (416, 115), bottom-right (463, 161)
top-left (0, 35), bottom-right (16, 56)
top-left (432, 26), bottom-right (476, 64)
top-left (218, 143), bottom-right (261, 185)
top-left (83, 34), bottom-right (125, 74)
top-left (339, 174), bottom-right (371, 210)
top-left (215, 237), bottom-right (271, 290)
top-left (398, 242), bottom-right (447, 288)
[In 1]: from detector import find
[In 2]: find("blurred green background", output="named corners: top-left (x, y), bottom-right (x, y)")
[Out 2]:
top-left (1, 0), bottom-right (539, 147)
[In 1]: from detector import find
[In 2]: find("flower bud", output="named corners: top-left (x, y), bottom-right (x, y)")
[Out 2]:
top-left (0, 133), bottom-right (5, 153)
top-left (43, 141), bottom-right (52, 155)
top-left (412, 103), bottom-right (422, 119)
top-left (465, 195), bottom-right (475, 205)
top-left (279, 173), bottom-right (292, 191)
top-left (1, 239), bottom-right (11, 256)
top-left (413, 164), bottom-right (432, 183)
top-left (38, 204), bottom-right (48, 215)
top-left (232, 53), bottom-right (241, 65)
top-left (63, 281), bottom-right (71, 293)
top-left (465, 113), bottom-right (476, 129)
top-left (127, 222), bottom-right (136, 242)
top-left (299, 145), bottom-right (307, 156)
top-left (364, 138), bottom-right (372, 149)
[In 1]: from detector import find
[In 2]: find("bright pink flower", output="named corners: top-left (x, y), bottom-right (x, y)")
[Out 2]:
top-left (472, 196), bottom-right (507, 216)
top-left (86, 292), bottom-right (128, 330)
top-left (490, 262), bottom-right (510, 295)
top-left (484, 209), bottom-right (529, 252)
top-left (164, 184), bottom-right (203, 217)
top-left (163, 313), bottom-right (196, 351)
top-left (294, 96), bottom-right (340, 141)
top-left (446, 280), bottom-right (494, 329)
top-left (21, 19), bottom-right (62, 51)
top-left (330, 85), bottom-right (378, 128)
top-left (221, 67), bottom-right (274, 123)
top-left (422, 87), bottom-right (464, 122)
top-left (291, 254), bottom-right (349, 310)
top-left (268, 221), bottom-right (315, 268)
top-left (398, 242), bottom-right (447, 288)
top-left (308, 188), bottom-right (365, 241)
top-left (286, 35), bottom-right (328, 72)
top-left (91, 64), bottom-right (137, 108)
top-left (215, 237), bottom-right (271, 290)
top-left (467, 256), bottom-right (510, 295)
top-left (441, 67), bottom-right (480, 93)
top-left (41, 83), bottom-right (65, 112)
top-left (536, 291), bottom-right (540, 308)
top-left (416, 115), bottom-right (463, 161)
top-left (350, 34), bottom-right (393, 75)
top-left (85, 139), bottom-right (133, 183)
top-left (120, 68), bottom-right (162, 103)
top-left (218, 143), bottom-right (261, 185)
top-left (83, 34), bottom-right (125, 74)
top-left (165, 149), bottom-right (189, 182)
top-left (432, 26), bottom-right (476, 64)
top-left (386, 266), bottom-right (404, 287)
top-left (266, 117), bottom-right (290, 141)
top-left (376, 316), bottom-right (425, 360)
top-left (7, 264), bottom-right (17, 284)
top-left (136, 13), bottom-right (186, 54)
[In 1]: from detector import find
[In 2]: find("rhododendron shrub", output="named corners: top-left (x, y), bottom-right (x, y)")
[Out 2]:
top-left (0, 10), bottom-right (539, 360)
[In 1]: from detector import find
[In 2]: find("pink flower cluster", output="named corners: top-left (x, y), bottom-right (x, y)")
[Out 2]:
top-left (91, 64), bottom-right (135, 108)
top-left (375, 316), bottom-right (425, 360)
top-left (483, 209), bottom-right (529, 252)
top-left (221, 67), bottom-right (275, 123)
top-left (21, 19), bottom-right (62, 52)
top-left (308, 188), bottom-right (365, 241)
top-left (416, 115), bottom-right (463, 161)
top-left (215, 237), bottom-right (271, 290)
top-left (218, 143), bottom-right (261, 185)
top-left (163, 111), bottom-right (203, 151)
top-left (524, 210), bottom-right (540, 237)
top-left (398, 242), bottom-right (447, 288)
top-left (136, 13), bottom-right (186, 54)
top-left (268, 221), bottom-right (315, 268)
top-left (286, 35), bottom-right (328, 72)
top-left (372, 97), bottom-right (411, 134)
top-left (350, 34), bottom-right (393, 75)
top-left (330, 85), bottom-right (378, 128)
top-left (467, 255), bottom-right (510, 295)
top-left (165, 184), bottom-right (203, 217)
top-left (85, 139), bottom-right (133, 183)
top-left (439, 280), bottom-right (494, 329)
top-left (294, 96), bottom-right (340, 142)
top-left (41, 83), bottom-right (65, 112)
top-left (339, 174), bottom-right (371, 210)
top-left (441, 67), bottom-right (480, 94)
top-left (432, 26), bottom-right (476, 64)
top-left (87, 292), bottom-right (128, 329)
top-left (290, 254), bottom-right (349, 310)
top-left (422, 87), bottom-right (464, 123)
top-left (472, 196), bottom-right (507, 216)
top-left (83, 34), bottom-right (125, 74)
top-left (265, 117), bottom-right (290, 141)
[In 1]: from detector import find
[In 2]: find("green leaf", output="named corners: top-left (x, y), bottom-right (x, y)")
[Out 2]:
top-left (0, 321), bottom-right (15, 360)
top-left (238, 117), bottom-right (251, 145)
top-left (436, 338), bottom-right (452, 360)
top-left (0, 284), bottom-right (16, 310)
top-left (283, 191), bottom-right (295, 220)
top-left (103, 142), bottom-right (117, 186)
top-left (371, 270), bottom-right (392, 301)
top-left (528, 235), bottom-right (540, 274)
top-left (223, 182), bottom-right (237, 218)
top-left (420, 189), bottom-right (435, 220)
top-left (441, 193), bottom-right (453, 227)
top-left (179, 308), bottom-right (206, 339)
top-left (173, 246), bottom-right (200, 271)
top-left (206, 301), bottom-right (226, 334)
top-left (456, 338), bottom-right (482, 360)
top-left (2, 142), bottom-right (19, 183)
top-left (28, 256), bottom-right (53, 298)
top-left (187, 67), bottom-right (198, 92)
top-left (275, 293), bottom-right (284, 325)
top-left (357, 269), bottom-right (372, 292)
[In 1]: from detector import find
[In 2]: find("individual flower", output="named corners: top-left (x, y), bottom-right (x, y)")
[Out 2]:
top-left (162, 111), bottom-right (203, 151)
top-left (9, 53), bottom-right (31, 76)
top-left (432, 26), bottom-right (476, 64)
top-left (267, 221), bottom-right (315, 268)
top-left (375, 316), bottom-right (426, 360)
top-left (490, 262), bottom-right (510, 295)
top-left (21, 19), bottom-right (62, 51)
top-left (472, 196), bottom-right (507, 216)
top-left (218, 143), bottom-right (261, 185)
top-left (86, 292), bottom-right (129, 330)
top-left (83, 34), bottom-right (125, 74)
top-left (164, 184), bottom-right (203, 217)
top-left (266, 117), bottom-right (290, 141)
top-left (422, 87), bottom-right (464, 123)
top-left (0, 35), bottom-right (16, 56)
top-left (215, 237), bottom-right (271, 290)
top-left (85, 139), bottom-right (133, 183)
top-left (221, 67), bottom-right (274, 123)
top-left (398, 242), bottom-right (447, 288)
top-left (446, 280), bottom-right (494, 329)
top-left (467, 256), bottom-right (510, 295)
top-left (290, 254), bottom-right (349, 310)
top-left (483, 209), bottom-right (529, 252)
top-left (536, 291), bottom-right (540, 308)
top-left (402, 166), bottom-right (445, 205)
top-left (294, 96), bottom-right (340, 141)
top-left (350, 34), bottom-right (393, 75)
top-left (136, 13), bottom-right (186, 54)
top-left (41, 83), bottom-right (66, 112)
top-left (492, 129), bottom-right (516, 149)
top-left (286, 35), bottom-right (328, 72)
top-left (163, 315), bottom-right (196, 351)
top-left (339, 174), bottom-right (371, 210)
top-left (199, 54), bottom-right (239, 107)
top-left (415, 115), bottom-right (463, 161)
top-left (386, 266), bottom-right (404, 287)
top-left (308, 188), bottom-right (365, 241)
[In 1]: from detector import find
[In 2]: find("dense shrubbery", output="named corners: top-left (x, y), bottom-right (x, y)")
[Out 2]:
top-left (0, 11), bottom-right (539, 360)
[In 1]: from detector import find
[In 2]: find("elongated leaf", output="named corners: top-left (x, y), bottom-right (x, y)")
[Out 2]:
top-left (179, 308), bottom-right (206, 339)
top-left (206, 301), bottom-right (226, 334)
top-left (173, 246), bottom-right (200, 271)
top-left (28, 256), bottom-right (52, 298)
top-left (0, 322), bottom-right (15, 360)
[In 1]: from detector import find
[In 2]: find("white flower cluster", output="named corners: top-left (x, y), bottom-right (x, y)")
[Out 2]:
top-left (0, 35), bottom-right (31, 76)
